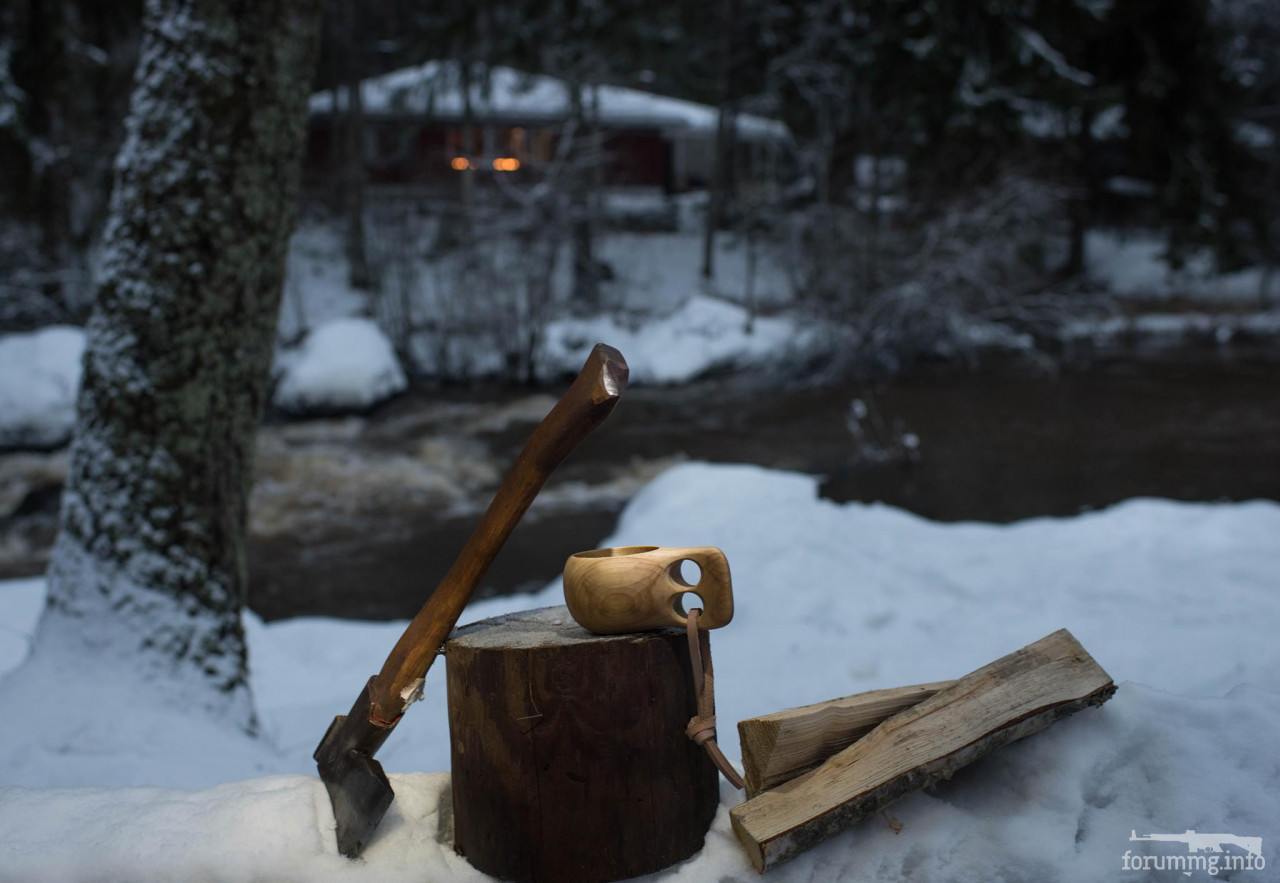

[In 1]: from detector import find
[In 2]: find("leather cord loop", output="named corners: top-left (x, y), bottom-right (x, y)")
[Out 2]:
top-left (685, 608), bottom-right (745, 790)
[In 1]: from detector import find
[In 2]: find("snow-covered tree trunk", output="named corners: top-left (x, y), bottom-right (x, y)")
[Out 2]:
top-left (35, 0), bottom-right (321, 728)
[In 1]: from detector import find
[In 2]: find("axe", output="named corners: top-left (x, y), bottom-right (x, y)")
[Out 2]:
top-left (314, 343), bottom-right (629, 857)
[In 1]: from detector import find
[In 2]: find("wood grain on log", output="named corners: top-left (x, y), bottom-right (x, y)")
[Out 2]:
top-left (446, 606), bottom-right (720, 883)
top-left (730, 629), bottom-right (1115, 872)
top-left (738, 680), bottom-right (955, 796)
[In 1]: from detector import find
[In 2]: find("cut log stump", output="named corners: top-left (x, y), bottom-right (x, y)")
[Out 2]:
top-left (445, 605), bottom-right (720, 883)
top-left (730, 628), bottom-right (1116, 872)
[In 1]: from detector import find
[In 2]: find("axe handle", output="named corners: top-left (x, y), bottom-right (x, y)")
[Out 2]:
top-left (365, 343), bottom-right (629, 726)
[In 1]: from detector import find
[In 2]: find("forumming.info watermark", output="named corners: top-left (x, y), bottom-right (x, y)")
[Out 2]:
top-left (1123, 829), bottom-right (1265, 877)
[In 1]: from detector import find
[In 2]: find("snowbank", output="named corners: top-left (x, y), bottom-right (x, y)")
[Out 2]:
top-left (2, 463), bottom-right (1279, 880)
top-left (543, 296), bottom-right (809, 384)
top-left (279, 226), bottom-right (374, 342)
top-left (0, 326), bottom-right (85, 449)
top-left (274, 318), bottom-right (406, 414)
top-left (1061, 309), bottom-right (1280, 350)
top-left (1087, 230), bottom-right (1277, 302)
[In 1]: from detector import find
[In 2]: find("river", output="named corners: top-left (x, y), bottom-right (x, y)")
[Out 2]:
top-left (244, 353), bottom-right (1280, 621)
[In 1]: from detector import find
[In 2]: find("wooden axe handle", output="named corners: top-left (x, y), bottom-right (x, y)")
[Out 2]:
top-left (366, 343), bottom-right (628, 725)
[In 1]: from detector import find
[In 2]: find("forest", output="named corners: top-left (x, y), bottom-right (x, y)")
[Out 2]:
top-left (3, 0), bottom-right (1277, 381)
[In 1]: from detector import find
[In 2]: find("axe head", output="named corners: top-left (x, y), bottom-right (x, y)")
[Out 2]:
top-left (314, 679), bottom-right (397, 857)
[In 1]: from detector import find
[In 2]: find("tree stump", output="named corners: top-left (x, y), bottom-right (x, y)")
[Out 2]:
top-left (445, 605), bottom-right (720, 883)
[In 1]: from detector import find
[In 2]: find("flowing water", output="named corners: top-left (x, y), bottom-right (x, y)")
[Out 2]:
top-left (3, 353), bottom-right (1277, 621)
top-left (250, 354), bottom-right (1280, 620)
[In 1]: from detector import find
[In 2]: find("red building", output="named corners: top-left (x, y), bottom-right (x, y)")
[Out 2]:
top-left (306, 62), bottom-right (791, 199)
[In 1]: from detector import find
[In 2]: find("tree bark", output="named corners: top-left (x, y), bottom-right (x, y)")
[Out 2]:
top-left (36, 0), bottom-right (321, 726)
top-left (568, 79), bottom-right (600, 311)
top-left (338, 0), bottom-right (371, 291)
top-left (446, 606), bottom-right (720, 883)
top-left (701, 0), bottom-right (736, 281)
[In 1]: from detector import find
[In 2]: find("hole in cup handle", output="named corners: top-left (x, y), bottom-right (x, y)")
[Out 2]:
top-left (675, 548), bottom-right (731, 628)
top-left (667, 558), bottom-right (702, 588)
top-left (671, 591), bottom-right (706, 618)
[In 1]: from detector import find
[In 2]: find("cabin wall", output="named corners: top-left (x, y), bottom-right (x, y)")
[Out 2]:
top-left (303, 116), bottom-right (783, 200)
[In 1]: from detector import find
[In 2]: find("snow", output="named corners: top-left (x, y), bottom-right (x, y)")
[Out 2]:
top-left (2, 462), bottom-right (1279, 880)
top-left (280, 221), bottom-right (802, 385)
top-left (1086, 230), bottom-right (1278, 302)
top-left (279, 226), bottom-right (372, 342)
top-left (0, 326), bottom-right (85, 449)
top-left (542, 296), bottom-right (809, 384)
top-left (1015, 27), bottom-right (1095, 86)
top-left (1060, 309), bottom-right (1280, 348)
top-left (1089, 104), bottom-right (1128, 140)
top-left (309, 62), bottom-right (790, 144)
top-left (274, 318), bottom-right (407, 414)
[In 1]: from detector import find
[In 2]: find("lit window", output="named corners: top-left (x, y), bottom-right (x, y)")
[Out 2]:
top-left (450, 156), bottom-right (471, 171)
top-left (492, 157), bottom-right (521, 172)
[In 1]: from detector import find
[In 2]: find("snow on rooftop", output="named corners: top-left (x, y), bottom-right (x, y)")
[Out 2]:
top-left (310, 62), bottom-right (790, 143)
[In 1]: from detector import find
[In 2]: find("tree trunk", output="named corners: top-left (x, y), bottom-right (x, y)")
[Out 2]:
top-left (342, 79), bottom-right (371, 290)
top-left (701, 0), bottom-right (736, 281)
top-left (569, 79), bottom-right (599, 311)
top-left (446, 606), bottom-right (720, 883)
top-left (35, 0), bottom-right (321, 726)
top-left (338, 0), bottom-right (371, 291)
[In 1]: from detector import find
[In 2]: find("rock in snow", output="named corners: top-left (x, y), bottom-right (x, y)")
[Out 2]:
top-left (0, 326), bottom-right (85, 450)
top-left (1, 463), bottom-right (1278, 881)
top-left (274, 318), bottom-right (407, 414)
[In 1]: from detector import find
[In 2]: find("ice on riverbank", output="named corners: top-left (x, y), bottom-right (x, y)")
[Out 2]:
top-left (1, 463), bottom-right (1278, 880)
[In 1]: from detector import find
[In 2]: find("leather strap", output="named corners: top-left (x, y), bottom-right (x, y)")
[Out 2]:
top-left (685, 608), bottom-right (745, 790)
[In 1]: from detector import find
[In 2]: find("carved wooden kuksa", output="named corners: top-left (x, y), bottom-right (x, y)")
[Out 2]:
top-left (563, 545), bottom-right (733, 634)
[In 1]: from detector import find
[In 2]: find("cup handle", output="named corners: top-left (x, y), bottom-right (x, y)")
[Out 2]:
top-left (664, 546), bottom-right (733, 630)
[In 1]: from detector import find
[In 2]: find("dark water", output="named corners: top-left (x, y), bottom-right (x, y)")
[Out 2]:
top-left (247, 356), bottom-right (1280, 621)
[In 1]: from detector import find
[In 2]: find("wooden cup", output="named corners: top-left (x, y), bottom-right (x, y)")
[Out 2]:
top-left (563, 545), bottom-right (734, 635)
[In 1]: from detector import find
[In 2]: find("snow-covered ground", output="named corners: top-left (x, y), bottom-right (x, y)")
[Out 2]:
top-left (274, 317), bottom-right (407, 413)
top-left (1060, 309), bottom-right (1280, 350)
top-left (6, 222), bottom-right (1277, 440)
top-left (1086, 230), bottom-right (1277, 303)
top-left (543, 295), bottom-right (809, 384)
top-left (2, 462), bottom-right (1277, 881)
top-left (277, 222), bottom-right (805, 388)
top-left (0, 326), bottom-right (85, 449)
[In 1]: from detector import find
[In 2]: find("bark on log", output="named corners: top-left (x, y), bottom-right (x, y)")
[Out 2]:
top-left (738, 680), bottom-right (955, 796)
top-left (445, 605), bottom-right (720, 883)
top-left (730, 629), bottom-right (1115, 872)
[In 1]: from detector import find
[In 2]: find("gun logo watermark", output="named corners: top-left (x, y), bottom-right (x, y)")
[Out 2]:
top-left (1123, 829), bottom-right (1265, 877)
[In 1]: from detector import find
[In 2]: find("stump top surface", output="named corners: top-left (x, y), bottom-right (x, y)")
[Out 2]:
top-left (448, 605), bottom-right (680, 650)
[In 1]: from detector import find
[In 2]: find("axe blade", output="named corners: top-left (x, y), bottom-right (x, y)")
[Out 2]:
top-left (320, 745), bottom-right (393, 857)
top-left (314, 679), bottom-right (397, 857)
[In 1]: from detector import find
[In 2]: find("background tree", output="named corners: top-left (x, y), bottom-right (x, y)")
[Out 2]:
top-left (33, 0), bottom-right (321, 727)
top-left (0, 0), bottom-right (141, 327)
